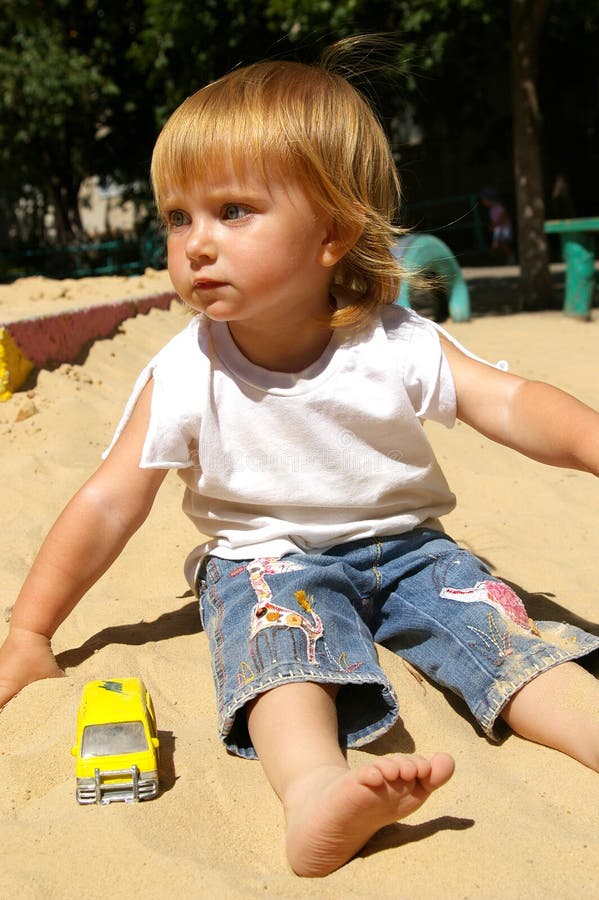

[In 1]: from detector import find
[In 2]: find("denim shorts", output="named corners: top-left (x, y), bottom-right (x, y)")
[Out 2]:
top-left (196, 529), bottom-right (599, 759)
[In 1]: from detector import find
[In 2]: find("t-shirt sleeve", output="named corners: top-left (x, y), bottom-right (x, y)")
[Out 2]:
top-left (102, 361), bottom-right (156, 461)
top-left (394, 307), bottom-right (508, 428)
top-left (400, 312), bottom-right (457, 427)
top-left (103, 319), bottom-right (203, 469)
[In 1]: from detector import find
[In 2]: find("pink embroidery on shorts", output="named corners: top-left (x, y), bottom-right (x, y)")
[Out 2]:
top-left (249, 591), bottom-right (323, 665)
top-left (246, 557), bottom-right (305, 602)
top-left (440, 579), bottom-right (534, 630)
top-left (337, 651), bottom-right (363, 673)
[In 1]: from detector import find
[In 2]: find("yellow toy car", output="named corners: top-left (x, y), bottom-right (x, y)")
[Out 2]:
top-left (71, 678), bottom-right (160, 804)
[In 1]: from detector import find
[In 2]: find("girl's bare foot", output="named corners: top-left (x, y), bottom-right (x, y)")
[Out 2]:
top-left (283, 752), bottom-right (455, 877)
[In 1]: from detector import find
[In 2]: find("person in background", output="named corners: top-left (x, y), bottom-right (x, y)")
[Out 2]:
top-left (480, 186), bottom-right (515, 264)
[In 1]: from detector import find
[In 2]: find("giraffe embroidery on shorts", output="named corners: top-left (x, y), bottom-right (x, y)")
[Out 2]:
top-left (440, 579), bottom-right (538, 632)
top-left (236, 558), bottom-right (324, 665)
top-left (249, 592), bottom-right (324, 665)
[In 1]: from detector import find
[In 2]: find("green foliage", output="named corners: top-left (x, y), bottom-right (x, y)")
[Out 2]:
top-left (129, 0), bottom-right (281, 126)
top-left (1, 0), bottom-right (598, 256)
top-left (0, 0), bottom-right (157, 241)
top-left (265, 0), bottom-right (360, 41)
top-left (0, 11), bottom-right (115, 174)
top-left (7, 34), bottom-right (113, 128)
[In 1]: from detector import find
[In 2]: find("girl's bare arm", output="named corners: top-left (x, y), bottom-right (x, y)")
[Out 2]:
top-left (441, 336), bottom-right (599, 476)
top-left (0, 380), bottom-right (167, 706)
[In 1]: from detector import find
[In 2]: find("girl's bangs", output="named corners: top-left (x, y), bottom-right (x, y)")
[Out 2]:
top-left (152, 100), bottom-right (287, 206)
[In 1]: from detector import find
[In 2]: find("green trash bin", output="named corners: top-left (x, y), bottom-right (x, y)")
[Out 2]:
top-left (544, 217), bottom-right (599, 319)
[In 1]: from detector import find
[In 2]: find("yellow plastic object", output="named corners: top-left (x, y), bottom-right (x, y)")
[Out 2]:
top-left (0, 327), bottom-right (35, 401)
top-left (71, 678), bottom-right (160, 804)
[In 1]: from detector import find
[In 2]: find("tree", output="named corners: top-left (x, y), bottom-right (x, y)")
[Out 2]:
top-left (0, 0), bottom-right (154, 245)
top-left (129, 0), bottom-right (295, 129)
top-left (510, 0), bottom-right (553, 308)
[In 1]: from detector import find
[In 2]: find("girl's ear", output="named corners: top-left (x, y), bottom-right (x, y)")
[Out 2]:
top-left (318, 220), bottom-right (363, 268)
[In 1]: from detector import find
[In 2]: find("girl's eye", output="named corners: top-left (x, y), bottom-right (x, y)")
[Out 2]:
top-left (167, 210), bottom-right (188, 228)
top-left (221, 203), bottom-right (248, 221)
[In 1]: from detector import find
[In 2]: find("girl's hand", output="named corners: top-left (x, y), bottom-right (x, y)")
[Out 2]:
top-left (0, 627), bottom-right (64, 709)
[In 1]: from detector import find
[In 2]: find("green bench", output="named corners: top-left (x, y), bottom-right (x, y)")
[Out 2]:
top-left (544, 217), bottom-right (599, 318)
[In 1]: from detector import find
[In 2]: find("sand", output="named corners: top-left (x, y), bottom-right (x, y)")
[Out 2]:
top-left (0, 272), bottom-right (597, 899)
top-left (0, 269), bottom-right (174, 322)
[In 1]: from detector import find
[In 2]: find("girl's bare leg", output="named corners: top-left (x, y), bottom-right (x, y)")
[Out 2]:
top-left (246, 682), bottom-right (455, 877)
top-left (501, 661), bottom-right (599, 771)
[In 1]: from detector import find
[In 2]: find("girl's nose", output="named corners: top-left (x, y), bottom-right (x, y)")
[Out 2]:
top-left (185, 221), bottom-right (217, 261)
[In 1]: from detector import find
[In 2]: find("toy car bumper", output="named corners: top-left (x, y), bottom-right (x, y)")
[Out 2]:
top-left (76, 765), bottom-right (159, 804)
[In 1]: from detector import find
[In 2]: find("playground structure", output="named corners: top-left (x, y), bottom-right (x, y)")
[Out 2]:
top-left (392, 233), bottom-right (471, 323)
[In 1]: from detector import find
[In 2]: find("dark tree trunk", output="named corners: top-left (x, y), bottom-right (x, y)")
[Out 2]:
top-left (510, 0), bottom-right (553, 309)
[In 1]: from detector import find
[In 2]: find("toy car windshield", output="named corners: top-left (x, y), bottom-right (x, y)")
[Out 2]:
top-left (81, 721), bottom-right (149, 759)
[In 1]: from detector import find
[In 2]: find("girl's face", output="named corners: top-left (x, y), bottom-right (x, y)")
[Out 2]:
top-left (162, 169), bottom-right (347, 367)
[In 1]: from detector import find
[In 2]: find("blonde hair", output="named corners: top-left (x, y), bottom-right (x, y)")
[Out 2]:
top-left (151, 47), bottom-right (406, 327)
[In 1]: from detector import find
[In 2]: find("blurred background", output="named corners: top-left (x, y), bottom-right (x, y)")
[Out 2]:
top-left (1, 0), bottom-right (597, 309)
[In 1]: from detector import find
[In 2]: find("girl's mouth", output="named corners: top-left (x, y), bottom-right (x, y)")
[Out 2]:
top-left (193, 280), bottom-right (227, 290)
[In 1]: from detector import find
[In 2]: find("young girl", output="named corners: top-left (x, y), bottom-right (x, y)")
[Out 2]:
top-left (0, 51), bottom-right (598, 878)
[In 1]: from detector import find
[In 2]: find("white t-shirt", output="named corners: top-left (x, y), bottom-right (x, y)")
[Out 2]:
top-left (107, 305), bottom-right (464, 587)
